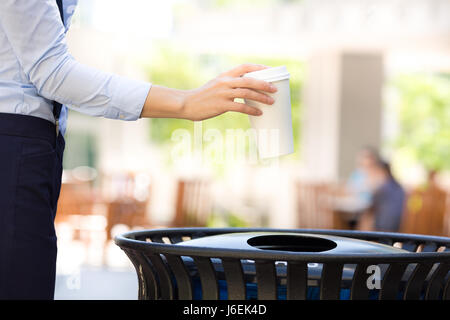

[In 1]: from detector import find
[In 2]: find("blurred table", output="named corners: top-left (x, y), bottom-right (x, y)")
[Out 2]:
top-left (331, 195), bottom-right (371, 230)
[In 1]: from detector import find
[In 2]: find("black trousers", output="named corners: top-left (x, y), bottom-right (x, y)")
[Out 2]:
top-left (0, 113), bottom-right (65, 299)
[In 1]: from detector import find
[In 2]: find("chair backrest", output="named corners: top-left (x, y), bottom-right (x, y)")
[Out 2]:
top-left (295, 182), bottom-right (334, 229)
top-left (173, 179), bottom-right (212, 227)
top-left (106, 199), bottom-right (149, 240)
top-left (444, 193), bottom-right (450, 237)
top-left (55, 181), bottom-right (94, 223)
top-left (401, 187), bottom-right (448, 236)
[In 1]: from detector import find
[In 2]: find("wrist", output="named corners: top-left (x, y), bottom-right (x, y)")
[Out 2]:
top-left (140, 85), bottom-right (189, 119)
top-left (177, 89), bottom-right (191, 120)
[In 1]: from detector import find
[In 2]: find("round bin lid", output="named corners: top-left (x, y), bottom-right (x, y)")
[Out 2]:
top-left (177, 232), bottom-right (409, 254)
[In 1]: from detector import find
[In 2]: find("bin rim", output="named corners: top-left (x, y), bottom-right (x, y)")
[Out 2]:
top-left (114, 227), bottom-right (450, 263)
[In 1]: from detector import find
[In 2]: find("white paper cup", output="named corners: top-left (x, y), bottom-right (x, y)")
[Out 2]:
top-left (243, 66), bottom-right (294, 159)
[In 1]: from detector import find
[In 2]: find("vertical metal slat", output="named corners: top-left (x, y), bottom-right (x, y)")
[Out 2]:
top-left (130, 250), bottom-right (159, 300)
top-left (222, 259), bottom-right (246, 300)
top-left (350, 263), bottom-right (371, 300)
top-left (170, 235), bottom-right (183, 244)
top-left (193, 257), bottom-right (219, 300)
top-left (286, 262), bottom-right (307, 300)
top-left (122, 249), bottom-right (150, 300)
top-left (401, 241), bottom-right (418, 252)
top-left (421, 243), bottom-right (438, 252)
top-left (255, 260), bottom-right (277, 300)
top-left (147, 254), bottom-right (175, 300)
top-left (444, 270), bottom-right (450, 300)
top-left (425, 263), bottom-right (450, 300)
top-left (379, 263), bottom-right (407, 300)
top-left (320, 263), bottom-right (343, 300)
top-left (165, 255), bottom-right (193, 300)
top-left (403, 263), bottom-right (433, 300)
top-left (150, 235), bottom-right (164, 243)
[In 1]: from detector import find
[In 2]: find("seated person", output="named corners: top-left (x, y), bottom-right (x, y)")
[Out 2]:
top-left (369, 160), bottom-right (406, 232)
top-left (346, 147), bottom-right (381, 211)
top-left (332, 147), bottom-right (380, 229)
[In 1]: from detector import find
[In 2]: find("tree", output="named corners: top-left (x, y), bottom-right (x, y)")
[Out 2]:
top-left (391, 74), bottom-right (450, 172)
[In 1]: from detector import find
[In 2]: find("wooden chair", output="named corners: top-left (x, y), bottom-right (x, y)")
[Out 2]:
top-left (105, 199), bottom-right (150, 241)
top-left (172, 179), bottom-right (212, 227)
top-left (295, 182), bottom-right (336, 229)
top-left (101, 171), bottom-right (152, 240)
top-left (55, 181), bottom-right (96, 224)
top-left (444, 193), bottom-right (450, 237)
top-left (400, 186), bottom-right (448, 236)
top-left (55, 181), bottom-right (100, 242)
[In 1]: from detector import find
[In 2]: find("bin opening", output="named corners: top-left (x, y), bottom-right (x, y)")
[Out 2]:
top-left (247, 235), bottom-right (337, 252)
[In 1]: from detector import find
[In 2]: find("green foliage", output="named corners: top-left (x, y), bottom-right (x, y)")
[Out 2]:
top-left (227, 213), bottom-right (250, 228)
top-left (145, 44), bottom-right (304, 161)
top-left (391, 73), bottom-right (450, 171)
top-left (206, 212), bottom-right (249, 228)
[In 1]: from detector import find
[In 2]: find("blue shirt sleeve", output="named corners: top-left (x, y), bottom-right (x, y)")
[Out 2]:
top-left (0, 0), bottom-right (150, 121)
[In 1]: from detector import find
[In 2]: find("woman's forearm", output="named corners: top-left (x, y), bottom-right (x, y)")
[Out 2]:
top-left (140, 85), bottom-right (188, 119)
top-left (139, 64), bottom-right (277, 122)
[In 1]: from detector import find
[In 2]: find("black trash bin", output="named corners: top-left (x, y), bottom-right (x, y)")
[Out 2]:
top-left (114, 228), bottom-right (450, 300)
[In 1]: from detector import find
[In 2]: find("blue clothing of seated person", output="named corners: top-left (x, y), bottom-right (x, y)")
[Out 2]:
top-left (371, 164), bottom-right (406, 232)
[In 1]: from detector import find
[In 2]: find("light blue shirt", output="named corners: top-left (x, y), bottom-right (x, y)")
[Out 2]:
top-left (347, 168), bottom-right (373, 207)
top-left (0, 0), bottom-right (151, 135)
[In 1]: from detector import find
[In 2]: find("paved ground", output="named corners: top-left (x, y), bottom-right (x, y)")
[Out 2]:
top-left (55, 266), bottom-right (138, 300)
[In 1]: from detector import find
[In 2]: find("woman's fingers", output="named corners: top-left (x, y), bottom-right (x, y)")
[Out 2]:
top-left (229, 77), bottom-right (277, 93)
top-left (221, 63), bottom-right (268, 78)
top-left (231, 88), bottom-right (274, 105)
top-left (227, 102), bottom-right (263, 116)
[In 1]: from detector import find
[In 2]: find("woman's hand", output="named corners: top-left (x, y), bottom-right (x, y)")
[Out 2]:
top-left (140, 64), bottom-right (277, 121)
top-left (180, 64), bottom-right (277, 121)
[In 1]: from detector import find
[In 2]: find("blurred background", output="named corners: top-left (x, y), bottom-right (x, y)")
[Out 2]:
top-left (54, 0), bottom-right (450, 299)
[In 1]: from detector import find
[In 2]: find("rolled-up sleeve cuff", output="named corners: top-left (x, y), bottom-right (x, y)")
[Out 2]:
top-left (105, 75), bottom-right (151, 121)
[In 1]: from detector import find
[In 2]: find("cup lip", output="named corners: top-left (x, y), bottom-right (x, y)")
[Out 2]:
top-left (243, 65), bottom-right (290, 82)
